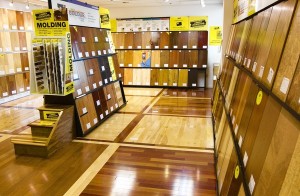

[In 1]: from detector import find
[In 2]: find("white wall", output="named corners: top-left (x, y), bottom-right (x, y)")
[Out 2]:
top-left (109, 4), bottom-right (224, 88)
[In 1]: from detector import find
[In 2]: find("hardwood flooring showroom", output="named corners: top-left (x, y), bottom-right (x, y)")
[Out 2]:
top-left (0, 87), bottom-right (216, 195)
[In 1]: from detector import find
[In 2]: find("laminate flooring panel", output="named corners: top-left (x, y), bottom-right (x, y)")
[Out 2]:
top-left (168, 69), bottom-right (178, 86)
top-left (226, 25), bottom-right (236, 54)
top-left (150, 69), bottom-right (159, 86)
top-left (159, 32), bottom-right (170, 49)
top-left (262, 0), bottom-right (298, 88)
top-left (112, 54), bottom-right (124, 80)
top-left (113, 81), bottom-right (124, 106)
top-left (133, 50), bottom-right (143, 67)
top-left (125, 115), bottom-right (214, 148)
top-left (7, 10), bottom-right (17, 30)
top-left (188, 69), bottom-right (198, 87)
top-left (18, 32), bottom-right (27, 51)
top-left (0, 77), bottom-right (8, 98)
top-left (225, 67), bottom-right (239, 110)
top-left (178, 31), bottom-right (188, 48)
top-left (160, 50), bottom-right (169, 67)
top-left (158, 69), bottom-right (169, 86)
top-left (25, 32), bottom-right (32, 52)
top-left (124, 33), bottom-right (134, 49)
top-left (92, 91), bottom-right (104, 120)
top-left (252, 4), bottom-right (282, 78)
top-left (13, 53), bottom-right (22, 72)
top-left (169, 50), bottom-right (180, 67)
top-left (0, 9), bottom-right (7, 30)
top-left (142, 32), bottom-right (151, 49)
top-left (279, 134), bottom-right (300, 195)
top-left (198, 31), bottom-right (208, 49)
top-left (146, 97), bottom-right (211, 117)
top-left (85, 113), bottom-right (137, 141)
top-left (132, 69), bottom-right (142, 85)
top-left (215, 110), bottom-right (227, 151)
top-left (169, 31), bottom-right (179, 49)
top-left (124, 68), bottom-right (133, 85)
top-left (6, 75), bottom-right (17, 96)
top-left (23, 12), bottom-right (33, 30)
top-left (84, 58), bottom-right (102, 90)
top-left (244, 97), bottom-right (281, 191)
top-left (150, 32), bottom-right (160, 49)
top-left (178, 69), bottom-right (188, 87)
top-left (81, 146), bottom-right (216, 195)
top-left (216, 122), bottom-right (230, 179)
top-left (73, 61), bottom-right (89, 95)
top-left (286, 58), bottom-right (300, 114)
top-left (198, 50), bottom-right (208, 68)
top-left (236, 19), bottom-right (252, 64)
top-left (133, 32), bottom-right (142, 49)
top-left (115, 33), bottom-right (125, 49)
top-left (150, 50), bottom-right (160, 67)
top-left (15, 73), bottom-right (25, 94)
top-left (119, 95), bottom-right (153, 113)
top-left (254, 108), bottom-right (299, 196)
top-left (117, 50), bottom-right (125, 67)
top-left (272, 1), bottom-right (300, 101)
top-left (124, 50), bottom-right (133, 67)
top-left (98, 87), bottom-right (109, 116)
top-left (1, 32), bottom-right (11, 52)
top-left (249, 7), bottom-right (272, 72)
top-left (0, 138), bottom-right (108, 195)
top-left (141, 69), bottom-right (150, 86)
top-left (23, 72), bottom-right (30, 91)
top-left (179, 50), bottom-right (189, 68)
top-left (188, 31), bottom-right (199, 49)
top-left (188, 50), bottom-right (198, 68)
top-left (20, 53), bottom-right (29, 72)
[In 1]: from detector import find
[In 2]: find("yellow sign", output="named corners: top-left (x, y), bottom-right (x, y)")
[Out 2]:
top-left (108, 56), bottom-right (117, 80)
top-left (110, 19), bottom-right (117, 32)
top-left (248, 0), bottom-right (257, 16)
top-left (256, 90), bottom-right (263, 105)
top-left (33, 9), bottom-right (69, 37)
top-left (209, 26), bottom-right (222, 46)
top-left (188, 16), bottom-right (208, 31)
top-left (99, 7), bottom-right (111, 29)
top-left (235, 165), bottom-right (240, 179)
top-left (170, 16), bottom-right (189, 31)
top-left (43, 111), bottom-right (60, 121)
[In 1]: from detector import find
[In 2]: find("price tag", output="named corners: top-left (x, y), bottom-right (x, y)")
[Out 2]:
top-left (163, 83), bottom-right (168, 86)
top-left (89, 69), bottom-right (94, 75)
top-left (110, 77), bottom-right (113, 81)
top-left (119, 73), bottom-right (122, 78)
top-left (104, 79), bottom-right (108, 84)
top-left (155, 64), bottom-right (159, 67)
top-left (234, 125), bottom-right (239, 135)
top-left (192, 83), bottom-right (196, 87)
top-left (101, 66), bottom-right (105, 71)
top-left (232, 115), bottom-right (236, 125)
top-left (267, 68), bottom-right (274, 84)
top-left (85, 86), bottom-right (90, 92)
top-left (100, 114), bottom-right (104, 119)
top-left (77, 89), bottom-right (82, 95)
top-left (183, 64), bottom-right (188, 68)
top-left (25, 67), bottom-right (29, 71)
top-left (173, 45), bottom-right (178, 49)
top-left (136, 82), bottom-right (141, 85)
top-left (0, 48), bottom-right (2, 52)
top-left (93, 83), bottom-right (97, 89)
top-left (203, 65), bottom-right (207, 68)
top-left (86, 123), bottom-right (91, 129)
top-left (243, 58), bottom-right (247, 66)
top-left (164, 64), bottom-right (168, 67)
top-left (105, 37), bottom-right (109, 42)
top-left (12, 25), bottom-right (17, 30)
top-left (249, 175), bottom-right (256, 195)
top-left (107, 94), bottom-right (111, 100)
top-left (155, 46), bottom-right (159, 49)
top-left (115, 103), bottom-right (119, 108)
top-left (120, 46), bottom-right (124, 49)
top-left (128, 82), bottom-right (133, 85)
top-left (243, 152), bottom-right (249, 167)
top-left (20, 26), bottom-right (24, 30)
top-left (203, 45), bottom-right (207, 49)
top-left (173, 83), bottom-right (177, 86)
top-left (183, 83), bottom-right (187, 86)
top-left (105, 110), bottom-right (109, 115)
top-left (146, 82), bottom-right (150, 85)
top-left (20, 88), bottom-right (24, 92)
top-left (247, 59), bottom-right (251, 68)
top-left (183, 45), bottom-right (187, 49)
top-left (174, 64), bottom-right (178, 67)
top-left (3, 92), bottom-right (8, 97)
top-left (110, 106), bottom-right (114, 112)
top-left (258, 66), bottom-right (264, 78)
top-left (22, 47), bottom-right (27, 51)
top-left (238, 136), bottom-right (243, 147)
top-left (16, 68), bottom-right (22, 72)
top-left (137, 64), bottom-right (141, 67)
top-left (128, 46), bottom-right (132, 49)
top-left (98, 50), bottom-right (101, 55)
top-left (92, 51), bottom-right (96, 56)
top-left (99, 81), bottom-right (103, 86)
top-left (78, 52), bottom-right (83, 58)
top-left (155, 82), bottom-right (159, 86)
top-left (146, 46), bottom-right (151, 49)
top-left (280, 77), bottom-right (290, 94)
top-left (252, 62), bottom-right (257, 72)
top-left (9, 69), bottom-right (15, 74)
top-left (192, 45), bottom-right (197, 49)
top-left (93, 118), bottom-right (98, 124)
top-left (0, 70), bottom-right (5, 75)
top-left (12, 90), bottom-right (16, 94)
top-left (94, 37), bottom-right (98, 42)
top-left (120, 64), bottom-right (124, 67)
top-left (15, 47), bottom-right (20, 51)
top-left (103, 50), bottom-right (107, 55)
top-left (193, 65), bottom-right (197, 68)
top-left (96, 100), bottom-right (101, 106)
top-left (164, 46), bottom-right (169, 49)
top-left (6, 47), bottom-right (11, 52)
top-left (128, 64), bottom-right (133, 67)
top-left (137, 46), bottom-right (141, 49)
top-left (27, 26), bottom-right (32, 30)
top-left (82, 107), bottom-right (87, 114)
top-left (26, 86), bottom-right (30, 90)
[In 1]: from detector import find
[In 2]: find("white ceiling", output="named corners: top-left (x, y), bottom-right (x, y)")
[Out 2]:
top-left (5, 0), bottom-right (223, 8)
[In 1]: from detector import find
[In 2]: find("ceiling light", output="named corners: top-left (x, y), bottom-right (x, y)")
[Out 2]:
top-left (165, 0), bottom-right (170, 2)
top-left (26, 0), bottom-right (30, 9)
top-left (9, 0), bottom-right (14, 7)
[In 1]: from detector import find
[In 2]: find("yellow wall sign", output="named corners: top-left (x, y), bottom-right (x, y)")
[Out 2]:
top-left (170, 16), bottom-right (189, 31)
top-left (110, 19), bottom-right (117, 32)
top-left (188, 16), bottom-right (208, 31)
top-left (33, 9), bottom-right (69, 37)
top-left (43, 111), bottom-right (60, 121)
top-left (209, 26), bottom-right (222, 46)
top-left (99, 7), bottom-right (111, 29)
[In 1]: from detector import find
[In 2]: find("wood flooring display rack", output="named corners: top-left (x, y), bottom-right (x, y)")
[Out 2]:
top-left (43, 0), bottom-right (126, 137)
top-left (0, 8), bottom-right (33, 104)
top-left (212, 0), bottom-right (300, 195)
top-left (112, 23), bottom-right (208, 88)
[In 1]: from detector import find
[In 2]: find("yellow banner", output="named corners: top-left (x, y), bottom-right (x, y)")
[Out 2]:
top-left (99, 7), bottom-right (111, 29)
top-left (188, 16), bottom-right (208, 31)
top-left (33, 9), bottom-right (69, 37)
top-left (110, 19), bottom-right (117, 32)
top-left (209, 26), bottom-right (222, 46)
top-left (170, 16), bottom-right (189, 31)
top-left (64, 32), bottom-right (74, 95)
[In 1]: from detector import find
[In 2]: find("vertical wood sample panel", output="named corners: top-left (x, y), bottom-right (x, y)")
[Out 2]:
top-left (142, 32), bottom-right (152, 49)
top-left (178, 32), bottom-right (188, 48)
top-left (124, 68), bottom-right (133, 85)
top-left (150, 32), bottom-right (160, 49)
top-left (286, 58), bottom-right (300, 114)
top-left (150, 69), bottom-right (160, 86)
top-left (187, 50), bottom-right (198, 68)
top-left (178, 69), bottom-right (188, 87)
top-left (124, 32), bottom-right (134, 49)
top-left (160, 50), bottom-right (169, 67)
top-left (188, 31), bottom-right (199, 49)
top-left (124, 50), bottom-right (133, 67)
top-left (198, 31), bottom-right (208, 49)
top-left (188, 69), bottom-right (198, 87)
top-left (168, 69), bottom-right (178, 86)
top-left (159, 69), bottom-right (169, 86)
top-left (198, 50), bottom-right (208, 68)
top-left (151, 50), bottom-right (160, 67)
top-left (159, 32), bottom-right (170, 49)
top-left (169, 32), bottom-right (179, 49)
top-left (169, 50), bottom-right (180, 67)
top-left (179, 50), bottom-right (189, 68)
top-left (133, 32), bottom-right (142, 49)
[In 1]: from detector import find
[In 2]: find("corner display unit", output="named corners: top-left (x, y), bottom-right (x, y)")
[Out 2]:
top-left (112, 30), bottom-right (208, 88)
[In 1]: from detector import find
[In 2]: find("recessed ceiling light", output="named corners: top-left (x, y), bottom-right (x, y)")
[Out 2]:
top-left (165, 0), bottom-right (170, 2)
top-left (9, 0), bottom-right (14, 7)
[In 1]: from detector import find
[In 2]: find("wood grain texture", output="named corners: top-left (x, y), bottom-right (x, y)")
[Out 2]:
top-left (188, 31), bottom-right (199, 49)
top-left (82, 146), bottom-right (216, 195)
top-left (6, 75), bottom-right (17, 95)
top-left (169, 31), bottom-right (179, 48)
top-left (188, 69), bottom-right (198, 87)
top-left (133, 32), bottom-right (142, 49)
top-left (150, 69), bottom-right (160, 86)
top-left (178, 69), bottom-right (188, 87)
top-left (124, 50), bottom-right (133, 67)
top-left (117, 50), bottom-right (125, 66)
top-left (150, 32), bottom-right (160, 49)
top-left (159, 32), bottom-right (170, 49)
top-left (160, 50), bottom-right (170, 67)
top-left (286, 57), bottom-right (300, 114)
top-left (236, 19), bottom-right (252, 64)
top-left (15, 73), bottom-right (25, 94)
top-left (179, 50), bottom-right (189, 68)
top-left (7, 10), bottom-right (17, 30)
top-left (225, 67), bottom-right (239, 110)
top-left (198, 31), bottom-right (208, 49)
top-left (198, 50), bottom-right (208, 68)
top-left (158, 69), bottom-right (169, 86)
top-left (254, 108), bottom-right (299, 196)
top-left (0, 77), bottom-right (9, 98)
top-left (124, 68), bottom-right (133, 85)
top-left (150, 50), bottom-right (160, 67)
top-left (141, 69), bottom-right (151, 86)
top-left (262, 0), bottom-right (298, 88)
top-left (187, 50), bottom-right (198, 68)
top-left (23, 12), bottom-right (33, 30)
top-left (178, 32), bottom-right (189, 48)
top-left (168, 69), bottom-right (178, 86)
top-left (133, 50), bottom-right (143, 67)
top-left (142, 32), bottom-right (152, 49)
top-left (124, 32), bottom-right (134, 49)
top-left (169, 50), bottom-right (180, 67)
top-left (272, 1), bottom-right (300, 101)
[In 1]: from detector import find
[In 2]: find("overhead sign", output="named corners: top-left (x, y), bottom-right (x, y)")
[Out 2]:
top-left (209, 26), bottom-right (222, 46)
top-left (188, 16), bottom-right (208, 31)
top-left (170, 16), bottom-right (189, 31)
top-left (99, 7), bottom-right (111, 29)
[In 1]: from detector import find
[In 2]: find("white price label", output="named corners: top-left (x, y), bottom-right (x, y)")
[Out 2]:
top-left (234, 125), bottom-right (239, 135)
top-left (94, 37), bottom-right (98, 42)
top-left (146, 82), bottom-right (150, 85)
top-left (19, 26), bottom-right (24, 30)
top-left (81, 37), bottom-right (86, 42)
top-left (183, 64), bottom-right (188, 68)
top-left (192, 84), bottom-right (196, 87)
top-left (20, 88), bottom-right (24, 92)
top-left (136, 82), bottom-right (141, 85)
top-left (78, 52), bottom-right (83, 58)
top-left (118, 73), bottom-right (122, 78)
top-left (107, 94), bottom-right (111, 100)
top-left (89, 69), bottom-right (94, 75)
top-left (244, 58), bottom-right (247, 66)
top-left (25, 67), bottom-right (29, 71)
top-left (128, 64), bottom-right (133, 67)
top-left (12, 25), bottom-right (17, 30)
top-left (243, 152), bottom-right (249, 167)
top-left (247, 59), bottom-right (251, 68)
top-left (96, 100), bottom-right (101, 106)
top-left (100, 114), bottom-right (104, 119)
top-left (22, 47), bottom-right (27, 51)
top-left (192, 45), bottom-right (197, 49)
top-left (15, 47), bottom-right (20, 51)
top-left (82, 107), bottom-right (87, 114)
top-left (249, 175), bottom-right (256, 195)
top-left (137, 64), bottom-right (141, 67)
top-left (164, 64), bottom-right (168, 67)
top-left (120, 64), bottom-right (124, 67)
top-left (280, 77), bottom-right (290, 94)
top-left (6, 47), bottom-right (11, 52)
top-left (174, 64), bottom-right (178, 67)
top-left (86, 123), bottom-right (91, 129)
top-left (173, 83), bottom-right (177, 86)
top-left (104, 79), bottom-right (108, 84)
top-left (16, 68), bottom-right (22, 72)
top-left (105, 37), bottom-right (109, 42)
top-left (93, 83), bottom-right (97, 89)
top-left (163, 83), bottom-right (168, 86)
top-left (128, 82), bottom-right (133, 85)
top-left (137, 46), bottom-right (142, 49)
top-left (267, 68), bottom-right (274, 84)
top-left (103, 50), bottom-right (107, 55)
top-left (92, 51), bottom-right (96, 56)
top-left (115, 103), bottom-right (119, 108)
top-left (238, 136), bottom-right (243, 148)
top-left (252, 62), bottom-right (257, 72)
top-left (0, 71), bottom-right (5, 75)
top-left (155, 82), bottom-right (159, 86)
top-left (26, 86), bottom-right (30, 90)
top-left (173, 45), bottom-right (178, 49)
top-left (164, 46), bottom-right (169, 49)
top-left (193, 65), bottom-right (197, 68)
top-left (110, 77), bottom-right (113, 82)
top-left (120, 46), bottom-right (124, 49)
top-left (101, 66), bottom-right (105, 71)
top-left (85, 86), bottom-right (90, 92)
top-left (183, 45), bottom-right (187, 49)
top-left (128, 46), bottom-right (132, 49)
top-left (99, 81), bottom-right (103, 86)
top-left (155, 64), bottom-right (159, 67)
top-left (12, 90), bottom-right (16, 94)
top-left (183, 83), bottom-right (187, 86)
top-left (77, 89), bottom-right (82, 95)
top-left (110, 106), bottom-right (114, 112)
top-left (232, 115), bottom-right (236, 125)
top-left (9, 69), bottom-right (14, 74)
top-left (203, 45), bottom-right (207, 49)
top-left (3, 92), bottom-right (8, 97)
top-left (258, 66), bottom-right (264, 78)
top-left (155, 46), bottom-right (159, 49)
top-left (146, 46), bottom-right (151, 49)
top-left (98, 50), bottom-right (101, 55)
top-left (73, 73), bottom-right (79, 80)
top-left (203, 65), bottom-right (207, 68)
top-left (3, 24), bottom-right (8, 29)
top-left (93, 118), bottom-right (98, 124)
top-left (105, 110), bottom-right (109, 115)
top-left (85, 52), bottom-right (90, 57)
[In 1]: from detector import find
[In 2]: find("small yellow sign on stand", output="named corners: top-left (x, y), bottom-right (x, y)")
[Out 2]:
top-left (99, 7), bottom-right (111, 29)
top-left (209, 26), bottom-right (222, 46)
top-left (170, 16), bottom-right (189, 31)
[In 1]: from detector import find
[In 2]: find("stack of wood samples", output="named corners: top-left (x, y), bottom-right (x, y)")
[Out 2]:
top-left (0, 9), bottom-right (33, 102)
top-left (70, 26), bottom-right (126, 136)
top-left (213, 0), bottom-right (300, 195)
top-left (112, 28), bottom-right (208, 88)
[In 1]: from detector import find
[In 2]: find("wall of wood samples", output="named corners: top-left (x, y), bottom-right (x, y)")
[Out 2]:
top-left (112, 31), bottom-right (208, 88)
top-left (70, 26), bottom-right (126, 136)
top-left (0, 9), bottom-right (33, 101)
top-left (213, 0), bottom-right (300, 195)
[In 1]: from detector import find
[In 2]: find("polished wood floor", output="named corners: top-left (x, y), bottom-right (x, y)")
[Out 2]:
top-left (0, 87), bottom-right (216, 195)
